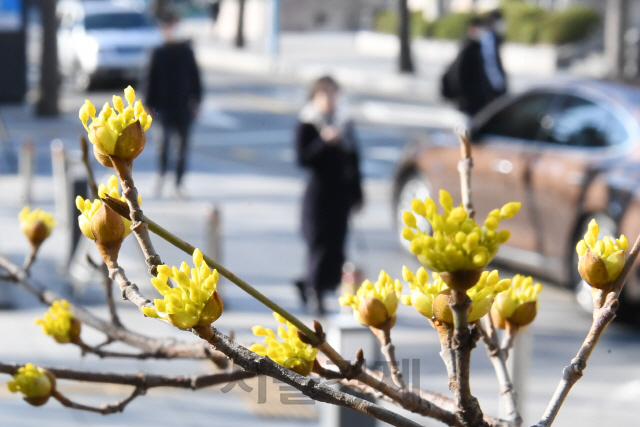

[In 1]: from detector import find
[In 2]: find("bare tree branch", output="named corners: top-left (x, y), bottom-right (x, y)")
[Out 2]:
top-left (0, 254), bottom-right (228, 367)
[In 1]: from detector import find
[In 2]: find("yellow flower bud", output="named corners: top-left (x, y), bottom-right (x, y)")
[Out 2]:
top-left (491, 274), bottom-right (541, 328)
top-left (401, 189), bottom-right (519, 273)
top-left (80, 86), bottom-right (150, 163)
top-left (339, 271), bottom-right (401, 329)
top-left (250, 312), bottom-right (317, 376)
top-left (34, 300), bottom-right (81, 344)
top-left (143, 248), bottom-right (223, 329)
top-left (576, 219), bottom-right (628, 289)
top-left (7, 364), bottom-right (55, 406)
top-left (19, 207), bottom-right (56, 250)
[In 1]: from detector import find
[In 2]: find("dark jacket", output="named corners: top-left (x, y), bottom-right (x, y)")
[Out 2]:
top-left (145, 40), bottom-right (202, 125)
top-left (457, 38), bottom-right (495, 116)
top-left (296, 121), bottom-right (362, 243)
top-left (296, 120), bottom-right (363, 290)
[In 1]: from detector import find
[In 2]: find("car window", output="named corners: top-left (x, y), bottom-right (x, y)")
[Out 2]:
top-left (84, 12), bottom-right (153, 30)
top-left (477, 93), bottom-right (556, 141)
top-left (543, 96), bottom-right (628, 147)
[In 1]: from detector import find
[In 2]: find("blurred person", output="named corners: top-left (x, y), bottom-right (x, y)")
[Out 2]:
top-left (145, 11), bottom-right (202, 199)
top-left (295, 76), bottom-right (363, 316)
top-left (456, 17), bottom-right (493, 116)
top-left (480, 10), bottom-right (507, 103)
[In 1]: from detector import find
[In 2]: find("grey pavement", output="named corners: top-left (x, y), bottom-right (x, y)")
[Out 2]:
top-left (0, 19), bottom-right (639, 427)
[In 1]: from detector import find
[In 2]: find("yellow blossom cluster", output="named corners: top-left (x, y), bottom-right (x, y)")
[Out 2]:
top-left (401, 267), bottom-right (510, 324)
top-left (19, 207), bottom-right (56, 248)
top-left (492, 275), bottom-right (542, 328)
top-left (34, 300), bottom-right (81, 344)
top-left (142, 249), bottom-right (223, 330)
top-left (576, 219), bottom-right (628, 288)
top-left (7, 364), bottom-right (54, 405)
top-left (402, 190), bottom-right (520, 272)
top-left (79, 86), bottom-right (151, 160)
top-left (339, 270), bottom-right (402, 328)
top-left (249, 312), bottom-right (318, 376)
top-left (75, 175), bottom-right (138, 241)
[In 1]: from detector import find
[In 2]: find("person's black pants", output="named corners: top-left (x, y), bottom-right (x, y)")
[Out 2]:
top-left (158, 120), bottom-right (190, 185)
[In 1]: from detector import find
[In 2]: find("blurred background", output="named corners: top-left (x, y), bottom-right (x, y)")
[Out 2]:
top-left (1, 0), bottom-right (640, 426)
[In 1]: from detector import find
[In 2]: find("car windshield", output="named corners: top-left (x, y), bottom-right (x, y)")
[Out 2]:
top-left (84, 12), bottom-right (153, 30)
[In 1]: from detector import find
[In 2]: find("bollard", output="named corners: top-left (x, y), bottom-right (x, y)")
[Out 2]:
top-left (321, 316), bottom-right (381, 427)
top-left (18, 139), bottom-right (35, 205)
top-left (51, 140), bottom-right (89, 271)
top-left (205, 205), bottom-right (223, 263)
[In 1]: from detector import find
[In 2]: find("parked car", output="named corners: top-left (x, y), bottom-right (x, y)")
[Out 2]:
top-left (57, 1), bottom-right (162, 90)
top-left (393, 79), bottom-right (640, 322)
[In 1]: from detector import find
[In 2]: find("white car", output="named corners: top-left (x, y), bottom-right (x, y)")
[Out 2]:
top-left (57, 1), bottom-right (162, 90)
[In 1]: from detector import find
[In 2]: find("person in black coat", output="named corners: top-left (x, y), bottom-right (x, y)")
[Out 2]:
top-left (295, 76), bottom-right (363, 315)
top-left (457, 18), bottom-right (494, 116)
top-left (145, 12), bottom-right (202, 198)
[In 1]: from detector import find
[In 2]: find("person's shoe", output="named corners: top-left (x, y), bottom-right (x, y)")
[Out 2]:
top-left (305, 288), bottom-right (326, 317)
top-left (174, 185), bottom-right (188, 200)
top-left (294, 279), bottom-right (307, 305)
top-left (150, 175), bottom-right (163, 199)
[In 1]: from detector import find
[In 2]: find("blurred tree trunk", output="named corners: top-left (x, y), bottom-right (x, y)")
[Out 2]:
top-left (397, 0), bottom-right (414, 73)
top-left (36, 0), bottom-right (59, 117)
top-left (235, 0), bottom-right (246, 48)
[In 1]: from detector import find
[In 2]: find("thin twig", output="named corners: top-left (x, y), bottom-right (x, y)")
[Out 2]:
top-left (477, 319), bottom-right (521, 426)
top-left (457, 130), bottom-right (474, 219)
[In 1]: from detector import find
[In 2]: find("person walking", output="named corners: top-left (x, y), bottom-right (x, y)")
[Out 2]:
top-left (456, 17), bottom-right (493, 116)
top-left (480, 10), bottom-right (507, 103)
top-left (145, 11), bottom-right (202, 199)
top-left (295, 76), bottom-right (363, 316)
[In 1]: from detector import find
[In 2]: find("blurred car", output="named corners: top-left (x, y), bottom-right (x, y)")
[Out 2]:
top-left (57, 0), bottom-right (162, 90)
top-left (393, 79), bottom-right (640, 322)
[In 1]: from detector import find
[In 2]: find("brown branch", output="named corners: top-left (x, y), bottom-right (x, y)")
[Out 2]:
top-left (22, 246), bottom-right (37, 276)
top-left (52, 387), bottom-right (145, 415)
top-left (0, 362), bottom-right (253, 390)
top-left (108, 265), bottom-right (155, 312)
top-left (0, 254), bottom-right (228, 367)
top-left (109, 156), bottom-right (162, 276)
top-left (316, 337), bottom-right (461, 426)
top-left (534, 231), bottom-right (640, 427)
top-left (457, 130), bottom-right (474, 219)
top-left (193, 326), bottom-right (424, 427)
top-left (450, 291), bottom-right (487, 427)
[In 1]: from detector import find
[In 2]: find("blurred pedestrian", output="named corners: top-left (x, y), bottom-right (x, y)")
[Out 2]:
top-left (456, 17), bottom-right (492, 116)
top-left (145, 11), bottom-right (202, 199)
top-left (480, 10), bottom-right (507, 102)
top-left (295, 76), bottom-right (363, 316)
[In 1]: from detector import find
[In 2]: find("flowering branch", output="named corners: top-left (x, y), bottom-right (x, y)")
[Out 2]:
top-left (102, 195), bottom-right (320, 344)
top-left (79, 137), bottom-right (122, 327)
top-left (533, 232), bottom-right (640, 427)
top-left (192, 326), bottom-right (424, 427)
top-left (0, 254), bottom-right (228, 367)
top-left (109, 156), bottom-right (162, 276)
top-left (0, 361), bottom-right (256, 414)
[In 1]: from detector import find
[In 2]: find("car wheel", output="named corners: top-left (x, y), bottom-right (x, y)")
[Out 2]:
top-left (394, 171), bottom-right (432, 251)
